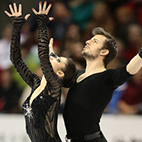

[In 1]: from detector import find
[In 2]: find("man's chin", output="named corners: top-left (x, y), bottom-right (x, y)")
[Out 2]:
top-left (81, 51), bottom-right (85, 56)
top-left (81, 52), bottom-right (96, 60)
top-left (81, 51), bottom-right (88, 58)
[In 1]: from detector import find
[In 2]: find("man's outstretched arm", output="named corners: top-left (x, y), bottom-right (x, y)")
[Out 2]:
top-left (126, 48), bottom-right (142, 75)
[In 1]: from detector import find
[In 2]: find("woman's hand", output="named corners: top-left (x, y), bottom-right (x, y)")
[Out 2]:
top-left (32, 1), bottom-right (54, 21)
top-left (4, 3), bottom-right (30, 20)
top-left (49, 38), bottom-right (54, 54)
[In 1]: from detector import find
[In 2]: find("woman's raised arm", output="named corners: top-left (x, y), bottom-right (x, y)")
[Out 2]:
top-left (5, 3), bottom-right (41, 88)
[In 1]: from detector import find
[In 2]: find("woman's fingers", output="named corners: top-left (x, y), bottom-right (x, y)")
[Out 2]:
top-left (33, 2), bottom-right (52, 15)
top-left (43, 1), bottom-right (47, 11)
top-left (5, 3), bottom-right (30, 19)
top-left (49, 38), bottom-right (53, 47)
top-left (19, 4), bottom-right (22, 14)
top-left (49, 38), bottom-right (54, 53)
top-left (5, 3), bottom-right (22, 17)
top-left (45, 3), bottom-right (52, 15)
top-left (25, 14), bottom-right (30, 20)
top-left (4, 10), bottom-right (11, 17)
top-left (13, 3), bottom-right (17, 13)
top-left (49, 17), bottom-right (54, 21)
top-left (39, 2), bottom-right (42, 12)
top-left (32, 8), bottom-right (38, 15)
top-left (9, 4), bottom-right (14, 14)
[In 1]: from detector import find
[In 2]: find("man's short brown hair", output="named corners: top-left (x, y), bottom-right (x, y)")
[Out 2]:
top-left (92, 27), bottom-right (118, 68)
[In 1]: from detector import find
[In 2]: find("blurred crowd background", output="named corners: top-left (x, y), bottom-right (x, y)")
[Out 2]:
top-left (0, 0), bottom-right (142, 115)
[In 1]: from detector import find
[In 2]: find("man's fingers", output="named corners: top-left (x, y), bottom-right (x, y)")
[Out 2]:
top-left (4, 10), bottom-right (11, 17)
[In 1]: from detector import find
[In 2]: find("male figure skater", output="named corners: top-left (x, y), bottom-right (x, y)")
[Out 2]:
top-left (63, 27), bottom-right (142, 142)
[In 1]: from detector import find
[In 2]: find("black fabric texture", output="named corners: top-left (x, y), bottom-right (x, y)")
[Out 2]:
top-left (10, 15), bottom-right (61, 142)
top-left (63, 65), bottom-right (133, 139)
top-left (138, 48), bottom-right (142, 58)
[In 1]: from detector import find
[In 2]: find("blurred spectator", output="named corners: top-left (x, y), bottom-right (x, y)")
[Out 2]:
top-left (0, 24), bottom-right (12, 70)
top-left (126, 0), bottom-right (142, 26)
top-left (0, 67), bottom-right (22, 113)
top-left (61, 23), bottom-right (85, 69)
top-left (0, 69), bottom-right (2, 85)
top-left (92, 1), bottom-right (115, 33)
top-left (68, 42), bottom-right (85, 69)
top-left (123, 23), bottom-right (142, 62)
top-left (114, 4), bottom-right (135, 44)
top-left (62, 23), bottom-right (81, 52)
top-left (49, 1), bottom-right (72, 44)
top-left (82, 1), bottom-right (115, 43)
top-left (118, 68), bottom-right (142, 115)
top-left (134, 1), bottom-right (142, 26)
top-left (68, 0), bottom-right (95, 31)
top-left (107, 39), bottom-right (127, 69)
top-left (106, 0), bottom-right (130, 13)
top-left (61, 23), bottom-right (81, 55)
top-left (62, 41), bottom-right (85, 69)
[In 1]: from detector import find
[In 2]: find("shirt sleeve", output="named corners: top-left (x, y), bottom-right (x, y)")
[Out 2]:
top-left (36, 14), bottom-right (61, 99)
top-left (10, 16), bottom-right (41, 89)
top-left (110, 65), bottom-right (133, 89)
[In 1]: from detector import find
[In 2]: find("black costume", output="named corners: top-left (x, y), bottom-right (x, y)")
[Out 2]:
top-left (63, 66), bottom-right (133, 141)
top-left (10, 15), bottom-right (61, 142)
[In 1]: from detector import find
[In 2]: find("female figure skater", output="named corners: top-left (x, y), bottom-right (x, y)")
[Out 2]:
top-left (5, 2), bottom-right (76, 142)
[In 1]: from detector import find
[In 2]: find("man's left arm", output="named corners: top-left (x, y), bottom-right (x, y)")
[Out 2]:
top-left (126, 48), bottom-right (142, 75)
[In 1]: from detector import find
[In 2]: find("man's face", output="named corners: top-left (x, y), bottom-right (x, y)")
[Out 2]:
top-left (82, 35), bottom-right (107, 60)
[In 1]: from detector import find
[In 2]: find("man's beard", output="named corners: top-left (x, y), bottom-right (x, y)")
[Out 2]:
top-left (81, 51), bottom-right (99, 60)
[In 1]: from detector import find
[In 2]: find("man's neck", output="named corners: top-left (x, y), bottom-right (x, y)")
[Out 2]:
top-left (76, 58), bottom-right (106, 83)
top-left (85, 58), bottom-right (106, 75)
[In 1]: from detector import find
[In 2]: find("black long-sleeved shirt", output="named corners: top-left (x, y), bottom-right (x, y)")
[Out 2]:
top-left (10, 15), bottom-right (61, 142)
top-left (63, 66), bottom-right (133, 138)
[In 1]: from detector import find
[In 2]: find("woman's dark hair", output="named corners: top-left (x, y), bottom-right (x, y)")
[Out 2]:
top-left (92, 27), bottom-right (118, 68)
top-left (60, 58), bottom-right (76, 88)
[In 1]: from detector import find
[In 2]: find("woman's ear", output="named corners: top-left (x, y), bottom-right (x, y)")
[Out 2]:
top-left (56, 70), bottom-right (64, 78)
top-left (100, 49), bottom-right (109, 56)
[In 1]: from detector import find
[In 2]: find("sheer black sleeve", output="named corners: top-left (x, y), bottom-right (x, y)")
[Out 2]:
top-left (10, 16), bottom-right (41, 89)
top-left (36, 14), bottom-right (61, 98)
